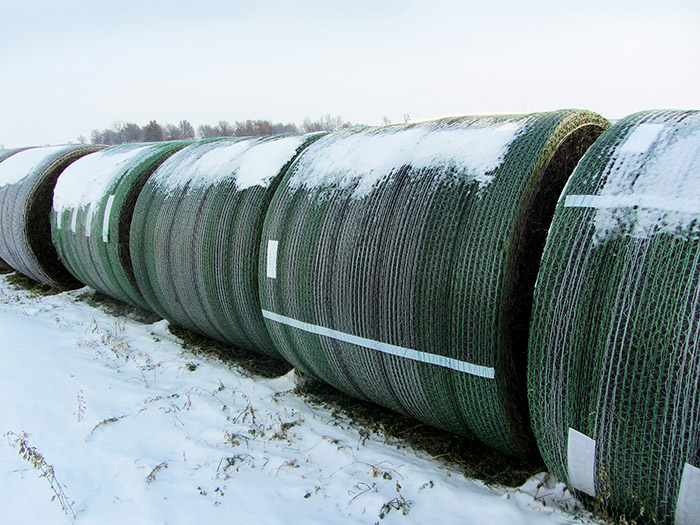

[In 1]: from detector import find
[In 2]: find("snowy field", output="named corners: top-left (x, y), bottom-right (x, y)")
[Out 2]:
top-left (0, 273), bottom-right (598, 524)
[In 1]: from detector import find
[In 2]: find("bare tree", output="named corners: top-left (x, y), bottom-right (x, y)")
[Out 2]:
top-left (164, 124), bottom-right (183, 141)
top-left (90, 129), bottom-right (102, 145)
top-left (179, 120), bottom-right (195, 140)
top-left (143, 120), bottom-right (164, 142)
top-left (123, 122), bottom-right (142, 143)
top-left (84, 115), bottom-right (363, 145)
top-left (252, 119), bottom-right (271, 136)
top-left (111, 120), bottom-right (127, 143)
top-left (270, 122), bottom-right (299, 135)
top-left (233, 120), bottom-right (255, 137)
top-left (197, 124), bottom-right (217, 139)
top-left (301, 114), bottom-right (352, 133)
top-left (76, 135), bottom-right (88, 145)
top-left (214, 120), bottom-right (235, 137)
top-left (101, 129), bottom-right (119, 145)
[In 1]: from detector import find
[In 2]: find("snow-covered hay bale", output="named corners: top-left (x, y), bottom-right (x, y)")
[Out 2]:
top-left (0, 147), bottom-right (34, 271)
top-left (0, 147), bottom-right (34, 163)
top-left (0, 145), bottom-right (102, 288)
top-left (130, 134), bottom-right (322, 356)
top-left (528, 110), bottom-right (700, 523)
top-left (51, 142), bottom-right (190, 308)
top-left (259, 110), bottom-right (609, 457)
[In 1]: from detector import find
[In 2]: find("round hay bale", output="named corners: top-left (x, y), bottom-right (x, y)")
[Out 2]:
top-left (0, 145), bottom-right (102, 288)
top-left (528, 110), bottom-right (700, 522)
top-left (0, 147), bottom-right (34, 271)
top-left (0, 147), bottom-right (34, 163)
top-left (259, 111), bottom-right (609, 457)
top-left (130, 134), bottom-right (323, 356)
top-left (51, 142), bottom-right (190, 308)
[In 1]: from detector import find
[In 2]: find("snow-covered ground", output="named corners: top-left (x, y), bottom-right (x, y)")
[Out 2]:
top-left (0, 274), bottom-right (597, 524)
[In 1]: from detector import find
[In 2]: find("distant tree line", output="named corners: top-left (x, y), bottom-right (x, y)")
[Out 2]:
top-left (84, 115), bottom-right (357, 145)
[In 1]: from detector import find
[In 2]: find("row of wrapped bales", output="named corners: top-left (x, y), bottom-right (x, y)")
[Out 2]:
top-left (0, 145), bottom-right (101, 288)
top-left (129, 134), bottom-right (323, 357)
top-left (258, 110), bottom-right (609, 457)
top-left (528, 110), bottom-right (700, 524)
top-left (2, 112), bottom-right (695, 522)
top-left (51, 142), bottom-right (190, 308)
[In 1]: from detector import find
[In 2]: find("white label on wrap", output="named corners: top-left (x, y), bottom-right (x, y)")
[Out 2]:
top-left (567, 428), bottom-right (597, 497)
top-left (70, 208), bottom-right (78, 233)
top-left (85, 203), bottom-right (93, 237)
top-left (102, 195), bottom-right (115, 243)
top-left (266, 240), bottom-right (278, 279)
top-left (56, 210), bottom-right (62, 229)
top-left (618, 123), bottom-right (665, 154)
top-left (676, 462), bottom-right (700, 525)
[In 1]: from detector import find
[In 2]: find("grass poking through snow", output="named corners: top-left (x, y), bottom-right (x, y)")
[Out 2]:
top-left (8, 272), bottom-right (545, 490)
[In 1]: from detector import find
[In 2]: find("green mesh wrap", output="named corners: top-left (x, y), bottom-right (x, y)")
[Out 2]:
top-left (528, 110), bottom-right (700, 523)
top-left (259, 110), bottom-right (609, 457)
top-left (50, 142), bottom-right (190, 308)
top-left (0, 145), bottom-right (102, 288)
top-left (130, 134), bottom-right (323, 357)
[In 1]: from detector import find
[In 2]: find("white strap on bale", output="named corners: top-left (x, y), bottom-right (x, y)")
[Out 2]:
top-left (85, 203), bottom-right (93, 237)
top-left (567, 428), bottom-right (597, 497)
top-left (261, 309), bottom-right (496, 379)
top-left (266, 240), bottom-right (278, 279)
top-left (70, 208), bottom-right (78, 233)
top-left (564, 194), bottom-right (700, 213)
top-left (102, 195), bottom-right (115, 243)
top-left (676, 462), bottom-right (700, 525)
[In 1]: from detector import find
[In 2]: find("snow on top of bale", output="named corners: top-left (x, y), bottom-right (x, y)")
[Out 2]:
top-left (0, 146), bottom-right (70, 187)
top-left (286, 119), bottom-right (527, 198)
top-left (567, 113), bottom-right (700, 243)
top-left (152, 135), bottom-right (309, 193)
top-left (53, 144), bottom-right (163, 214)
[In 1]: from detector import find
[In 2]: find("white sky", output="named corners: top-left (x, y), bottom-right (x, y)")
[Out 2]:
top-left (1, 0), bottom-right (699, 148)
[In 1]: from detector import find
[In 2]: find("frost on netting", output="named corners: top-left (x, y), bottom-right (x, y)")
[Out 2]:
top-left (0, 146), bottom-right (69, 187)
top-left (564, 113), bottom-right (700, 243)
top-left (260, 111), bottom-right (609, 458)
top-left (529, 109), bottom-right (700, 524)
top-left (50, 142), bottom-right (189, 309)
top-left (287, 119), bottom-right (527, 198)
top-left (53, 144), bottom-right (165, 217)
top-left (150, 135), bottom-right (310, 194)
top-left (0, 144), bottom-right (100, 288)
top-left (129, 134), bottom-right (322, 357)
top-left (0, 147), bottom-right (35, 166)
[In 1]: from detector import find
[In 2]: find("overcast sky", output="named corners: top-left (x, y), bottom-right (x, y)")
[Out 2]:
top-left (1, 0), bottom-right (699, 147)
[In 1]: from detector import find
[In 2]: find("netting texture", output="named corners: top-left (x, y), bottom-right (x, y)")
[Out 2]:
top-left (130, 134), bottom-right (322, 357)
top-left (0, 145), bottom-right (102, 288)
top-left (528, 110), bottom-right (700, 523)
top-left (259, 111), bottom-right (609, 457)
top-left (0, 147), bottom-right (33, 270)
top-left (0, 148), bottom-right (33, 163)
top-left (51, 142), bottom-right (190, 308)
